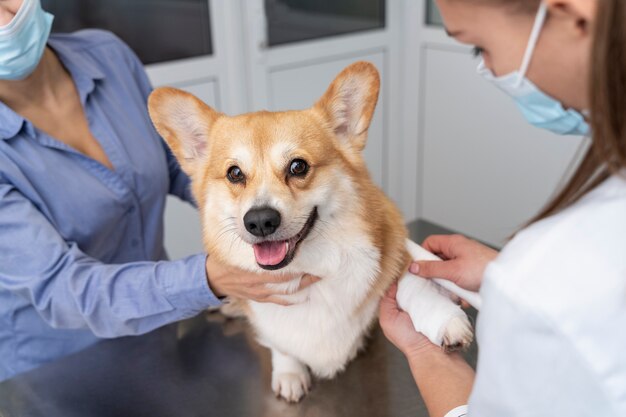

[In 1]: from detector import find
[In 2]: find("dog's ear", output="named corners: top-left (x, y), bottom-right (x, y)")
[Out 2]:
top-left (314, 61), bottom-right (380, 151)
top-left (148, 87), bottom-right (220, 175)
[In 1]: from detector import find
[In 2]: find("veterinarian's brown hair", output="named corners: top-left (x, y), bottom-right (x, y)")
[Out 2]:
top-left (472, 0), bottom-right (626, 227)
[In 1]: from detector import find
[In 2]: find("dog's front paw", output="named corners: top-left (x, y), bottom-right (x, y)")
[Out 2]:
top-left (270, 349), bottom-right (311, 403)
top-left (272, 370), bottom-right (311, 403)
top-left (441, 314), bottom-right (473, 352)
top-left (397, 274), bottom-right (474, 349)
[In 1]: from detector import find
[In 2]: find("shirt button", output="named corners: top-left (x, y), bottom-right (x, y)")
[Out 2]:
top-left (131, 239), bottom-right (139, 248)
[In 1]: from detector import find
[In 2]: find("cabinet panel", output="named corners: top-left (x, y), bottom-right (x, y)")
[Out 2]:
top-left (43, 0), bottom-right (213, 65)
top-left (425, 0), bottom-right (443, 26)
top-left (162, 80), bottom-right (219, 260)
top-left (176, 79), bottom-right (220, 110)
top-left (265, 0), bottom-right (386, 47)
top-left (420, 47), bottom-right (585, 246)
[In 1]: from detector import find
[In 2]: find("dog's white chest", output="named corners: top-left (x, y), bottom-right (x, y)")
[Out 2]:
top-left (249, 241), bottom-right (380, 377)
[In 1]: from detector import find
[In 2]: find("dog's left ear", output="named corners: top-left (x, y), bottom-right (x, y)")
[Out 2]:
top-left (148, 87), bottom-right (220, 176)
top-left (314, 61), bottom-right (380, 151)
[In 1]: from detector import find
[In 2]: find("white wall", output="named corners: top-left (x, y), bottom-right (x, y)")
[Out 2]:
top-left (402, 2), bottom-right (588, 247)
top-left (418, 46), bottom-right (587, 245)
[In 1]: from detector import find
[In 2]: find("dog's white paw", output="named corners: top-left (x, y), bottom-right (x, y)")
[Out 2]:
top-left (397, 273), bottom-right (474, 349)
top-left (441, 314), bottom-right (473, 352)
top-left (272, 370), bottom-right (311, 403)
top-left (270, 349), bottom-right (311, 403)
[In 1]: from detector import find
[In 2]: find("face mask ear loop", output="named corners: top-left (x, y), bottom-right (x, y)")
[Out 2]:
top-left (515, 2), bottom-right (549, 88)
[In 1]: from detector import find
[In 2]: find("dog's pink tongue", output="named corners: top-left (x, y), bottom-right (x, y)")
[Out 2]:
top-left (253, 241), bottom-right (288, 266)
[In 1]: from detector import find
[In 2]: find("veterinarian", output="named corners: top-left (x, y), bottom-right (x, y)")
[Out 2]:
top-left (0, 0), bottom-right (317, 381)
top-left (380, 0), bottom-right (626, 416)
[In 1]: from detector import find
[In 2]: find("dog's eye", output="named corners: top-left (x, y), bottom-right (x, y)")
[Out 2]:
top-left (289, 159), bottom-right (309, 177)
top-left (227, 166), bottom-right (245, 183)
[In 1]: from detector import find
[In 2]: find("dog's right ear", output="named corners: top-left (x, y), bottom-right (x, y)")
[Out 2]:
top-left (314, 61), bottom-right (380, 152)
top-left (148, 87), bottom-right (220, 175)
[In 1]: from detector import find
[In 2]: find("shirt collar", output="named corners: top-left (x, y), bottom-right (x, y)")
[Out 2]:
top-left (48, 35), bottom-right (106, 103)
top-left (0, 105), bottom-right (26, 140)
top-left (0, 35), bottom-right (106, 141)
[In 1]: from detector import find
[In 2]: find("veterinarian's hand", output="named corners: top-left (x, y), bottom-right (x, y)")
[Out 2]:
top-left (205, 255), bottom-right (319, 306)
top-left (379, 283), bottom-right (439, 357)
top-left (410, 235), bottom-right (498, 292)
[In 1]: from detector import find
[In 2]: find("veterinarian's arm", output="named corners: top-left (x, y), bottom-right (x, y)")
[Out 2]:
top-left (379, 284), bottom-right (474, 417)
top-left (0, 181), bottom-right (221, 337)
top-left (406, 349), bottom-right (474, 417)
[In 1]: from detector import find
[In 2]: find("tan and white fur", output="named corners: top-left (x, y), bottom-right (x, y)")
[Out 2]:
top-left (148, 62), bottom-right (473, 403)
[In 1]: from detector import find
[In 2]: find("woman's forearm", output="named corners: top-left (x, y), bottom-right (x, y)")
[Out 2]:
top-left (407, 349), bottom-right (475, 417)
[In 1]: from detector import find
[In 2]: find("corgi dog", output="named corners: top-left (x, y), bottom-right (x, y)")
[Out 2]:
top-left (148, 62), bottom-right (473, 403)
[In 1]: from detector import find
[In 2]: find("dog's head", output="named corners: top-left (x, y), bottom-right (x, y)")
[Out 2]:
top-left (148, 62), bottom-right (380, 273)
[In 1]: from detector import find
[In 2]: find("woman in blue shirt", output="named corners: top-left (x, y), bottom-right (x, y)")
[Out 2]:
top-left (0, 0), bottom-right (313, 381)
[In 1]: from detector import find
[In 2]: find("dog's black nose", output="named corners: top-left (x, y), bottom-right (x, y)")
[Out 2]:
top-left (244, 207), bottom-right (281, 237)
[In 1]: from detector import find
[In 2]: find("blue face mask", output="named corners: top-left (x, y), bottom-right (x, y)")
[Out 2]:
top-left (477, 2), bottom-right (590, 137)
top-left (0, 0), bottom-right (54, 80)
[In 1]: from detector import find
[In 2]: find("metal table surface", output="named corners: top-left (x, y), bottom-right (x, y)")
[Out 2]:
top-left (0, 220), bottom-right (478, 417)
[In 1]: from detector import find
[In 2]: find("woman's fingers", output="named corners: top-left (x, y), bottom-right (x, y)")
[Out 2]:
top-left (409, 259), bottom-right (462, 283)
top-left (250, 274), bottom-right (321, 303)
top-left (263, 272), bottom-right (302, 283)
top-left (260, 296), bottom-right (293, 306)
top-left (385, 282), bottom-right (399, 300)
top-left (298, 274), bottom-right (321, 290)
top-left (255, 273), bottom-right (321, 290)
top-left (379, 283), bottom-right (401, 319)
top-left (421, 234), bottom-right (463, 259)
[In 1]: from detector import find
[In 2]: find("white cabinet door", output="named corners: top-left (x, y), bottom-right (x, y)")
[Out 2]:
top-left (144, 1), bottom-right (247, 260)
top-left (161, 81), bottom-right (219, 260)
top-left (419, 46), bottom-right (587, 246)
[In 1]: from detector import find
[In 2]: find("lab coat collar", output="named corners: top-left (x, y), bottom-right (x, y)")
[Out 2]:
top-left (0, 35), bottom-right (105, 141)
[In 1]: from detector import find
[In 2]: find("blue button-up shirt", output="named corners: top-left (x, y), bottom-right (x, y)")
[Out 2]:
top-left (0, 30), bottom-right (221, 381)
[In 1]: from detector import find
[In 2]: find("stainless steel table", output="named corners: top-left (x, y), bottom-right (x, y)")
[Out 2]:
top-left (0, 220), bottom-right (478, 417)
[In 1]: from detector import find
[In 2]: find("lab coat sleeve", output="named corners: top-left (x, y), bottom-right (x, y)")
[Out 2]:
top-left (468, 266), bottom-right (615, 416)
top-left (444, 405), bottom-right (468, 417)
top-left (0, 180), bottom-right (221, 338)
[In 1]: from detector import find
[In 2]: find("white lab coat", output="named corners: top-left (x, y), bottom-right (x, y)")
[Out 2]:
top-left (467, 171), bottom-right (626, 416)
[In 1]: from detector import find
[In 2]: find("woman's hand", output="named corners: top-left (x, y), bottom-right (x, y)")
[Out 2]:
top-left (410, 234), bottom-right (498, 292)
top-left (379, 283), bottom-right (440, 357)
top-left (205, 255), bottom-right (319, 306)
top-left (380, 283), bottom-right (475, 417)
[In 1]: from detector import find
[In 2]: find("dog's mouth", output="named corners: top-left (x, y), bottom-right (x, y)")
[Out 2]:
top-left (252, 208), bottom-right (318, 271)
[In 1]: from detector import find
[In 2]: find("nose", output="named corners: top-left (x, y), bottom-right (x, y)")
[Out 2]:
top-left (244, 207), bottom-right (281, 237)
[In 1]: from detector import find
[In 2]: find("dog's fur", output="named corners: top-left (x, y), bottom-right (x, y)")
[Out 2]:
top-left (148, 62), bottom-right (472, 402)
